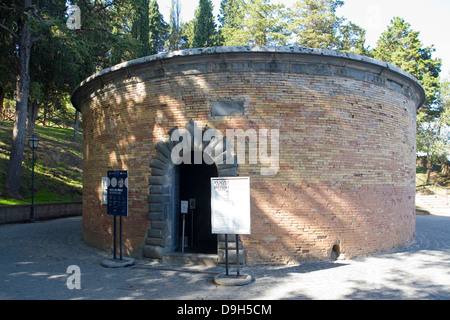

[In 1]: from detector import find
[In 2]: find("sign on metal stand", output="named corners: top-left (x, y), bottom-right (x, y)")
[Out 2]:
top-left (211, 177), bottom-right (252, 286)
top-left (181, 200), bottom-right (188, 253)
top-left (101, 170), bottom-right (134, 268)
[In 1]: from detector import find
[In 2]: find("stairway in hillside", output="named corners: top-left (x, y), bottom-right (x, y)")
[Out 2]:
top-left (416, 193), bottom-right (450, 216)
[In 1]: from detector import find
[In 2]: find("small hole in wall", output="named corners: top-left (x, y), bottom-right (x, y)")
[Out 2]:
top-left (331, 244), bottom-right (341, 261)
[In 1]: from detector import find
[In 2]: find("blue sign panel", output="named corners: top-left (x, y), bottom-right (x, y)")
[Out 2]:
top-left (107, 170), bottom-right (128, 216)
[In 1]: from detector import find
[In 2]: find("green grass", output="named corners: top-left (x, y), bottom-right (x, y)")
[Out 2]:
top-left (0, 198), bottom-right (29, 206)
top-left (416, 166), bottom-right (450, 187)
top-left (0, 121), bottom-right (83, 206)
top-left (416, 166), bottom-right (450, 200)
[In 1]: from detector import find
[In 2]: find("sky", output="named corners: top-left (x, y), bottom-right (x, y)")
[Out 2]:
top-left (155, 0), bottom-right (450, 78)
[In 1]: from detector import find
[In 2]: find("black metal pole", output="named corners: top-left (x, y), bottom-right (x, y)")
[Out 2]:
top-left (30, 147), bottom-right (35, 222)
top-left (236, 234), bottom-right (240, 277)
top-left (113, 215), bottom-right (117, 260)
top-left (182, 213), bottom-right (185, 253)
top-left (191, 209), bottom-right (194, 247)
top-left (120, 215), bottom-right (123, 260)
top-left (225, 234), bottom-right (229, 276)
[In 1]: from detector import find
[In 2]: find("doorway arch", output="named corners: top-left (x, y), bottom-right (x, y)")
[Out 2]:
top-left (143, 120), bottom-right (240, 261)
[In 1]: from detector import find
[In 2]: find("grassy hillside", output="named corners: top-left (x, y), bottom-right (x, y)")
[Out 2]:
top-left (0, 121), bottom-right (83, 205)
top-left (416, 166), bottom-right (450, 198)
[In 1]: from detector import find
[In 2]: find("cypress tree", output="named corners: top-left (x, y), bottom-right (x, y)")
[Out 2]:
top-left (131, 0), bottom-right (150, 57)
top-left (192, 0), bottom-right (217, 48)
top-left (148, 0), bottom-right (169, 54)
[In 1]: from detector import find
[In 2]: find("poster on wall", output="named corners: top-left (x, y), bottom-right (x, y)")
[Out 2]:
top-left (211, 177), bottom-right (250, 235)
top-left (107, 170), bottom-right (128, 216)
top-left (101, 177), bottom-right (108, 205)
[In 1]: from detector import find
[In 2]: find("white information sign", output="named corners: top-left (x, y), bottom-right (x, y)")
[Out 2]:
top-left (211, 177), bottom-right (251, 235)
top-left (181, 200), bottom-right (189, 214)
top-left (101, 177), bottom-right (108, 205)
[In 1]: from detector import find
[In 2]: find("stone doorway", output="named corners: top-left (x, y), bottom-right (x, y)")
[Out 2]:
top-left (143, 121), bottom-right (241, 262)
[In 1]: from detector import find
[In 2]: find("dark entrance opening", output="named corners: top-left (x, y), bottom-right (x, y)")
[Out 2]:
top-left (178, 151), bottom-right (218, 253)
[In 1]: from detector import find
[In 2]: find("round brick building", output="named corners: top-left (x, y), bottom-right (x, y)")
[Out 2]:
top-left (71, 46), bottom-right (425, 265)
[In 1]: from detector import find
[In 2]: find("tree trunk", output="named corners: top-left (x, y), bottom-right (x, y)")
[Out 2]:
top-left (73, 110), bottom-right (80, 141)
top-left (43, 107), bottom-right (47, 126)
top-left (0, 87), bottom-right (5, 114)
top-left (425, 156), bottom-right (432, 185)
top-left (442, 162), bottom-right (449, 176)
top-left (3, 0), bottom-right (33, 199)
top-left (27, 100), bottom-right (39, 136)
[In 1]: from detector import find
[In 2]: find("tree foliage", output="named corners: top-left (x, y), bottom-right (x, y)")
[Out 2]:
top-left (287, 0), bottom-right (367, 53)
top-left (246, 0), bottom-right (287, 46)
top-left (217, 0), bottom-right (366, 50)
top-left (0, 0), bottom-right (169, 198)
top-left (192, 0), bottom-right (217, 48)
top-left (372, 17), bottom-right (442, 115)
top-left (417, 78), bottom-right (450, 183)
top-left (131, 0), bottom-right (151, 57)
top-left (1, 0), bottom-right (64, 197)
top-left (217, 0), bottom-right (287, 46)
top-left (166, 0), bottom-right (186, 50)
top-left (218, 0), bottom-right (247, 45)
top-left (372, 17), bottom-right (445, 179)
top-left (148, 0), bottom-right (169, 54)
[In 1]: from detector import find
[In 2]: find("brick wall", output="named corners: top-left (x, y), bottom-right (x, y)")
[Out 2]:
top-left (72, 47), bottom-right (424, 264)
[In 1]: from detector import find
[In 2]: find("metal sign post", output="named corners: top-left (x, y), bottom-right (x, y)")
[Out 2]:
top-left (181, 213), bottom-right (186, 253)
top-left (189, 198), bottom-right (195, 247)
top-left (112, 215), bottom-right (124, 260)
top-left (225, 234), bottom-right (229, 276)
top-left (181, 201), bottom-right (188, 253)
top-left (113, 215), bottom-right (117, 259)
top-left (120, 215), bottom-right (123, 260)
top-left (107, 170), bottom-right (128, 261)
top-left (236, 234), bottom-right (240, 277)
top-left (101, 170), bottom-right (134, 268)
top-left (223, 234), bottom-right (241, 277)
